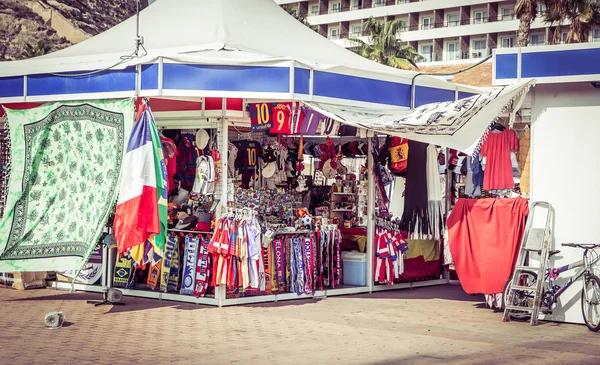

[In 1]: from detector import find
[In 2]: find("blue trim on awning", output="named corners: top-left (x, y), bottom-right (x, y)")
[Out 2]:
top-left (313, 71), bottom-right (411, 106)
top-left (162, 64), bottom-right (290, 93)
top-left (0, 76), bottom-right (24, 98)
top-left (414, 86), bottom-right (455, 107)
top-left (458, 91), bottom-right (477, 100)
top-left (522, 48), bottom-right (600, 78)
top-left (141, 64), bottom-right (159, 90)
top-left (294, 68), bottom-right (310, 95)
top-left (496, 54), bottom-right (518, 79)
top-left (27, 67), bottom-right (137, 96)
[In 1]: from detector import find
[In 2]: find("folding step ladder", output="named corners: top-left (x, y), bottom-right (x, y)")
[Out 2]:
top-left (503, 201), bottom-right (554, 326)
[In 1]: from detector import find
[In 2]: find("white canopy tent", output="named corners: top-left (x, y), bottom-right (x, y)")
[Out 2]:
top-left (0, 0), bottom-right (480, 110)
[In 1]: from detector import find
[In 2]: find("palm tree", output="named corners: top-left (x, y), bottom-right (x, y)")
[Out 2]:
top-left (544, 0), bottom-right (600, 44)
top-left (22, 40), bottom-right (52, 59)
top-left (514, 0), bottom-right (539, 47)
top-left (348, 17), bottom-right (423, 69)
top-left (282, 4), bottom-right (318, 32)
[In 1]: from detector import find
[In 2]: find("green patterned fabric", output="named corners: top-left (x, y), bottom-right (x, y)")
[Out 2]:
top-left (0, 99), bottom-right (134, 272)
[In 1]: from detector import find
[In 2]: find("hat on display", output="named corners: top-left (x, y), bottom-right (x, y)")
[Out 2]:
top-left (322, 159), bottom-right (337, 179)
top-left (341, 142), bottom-right (352, 157)
top-left (262, 162), bottom-right (277, 178)
top-left (303, 141), bottom-right (314, 156)
top-left (175, 216), bottom-right (198, 230)
top-left (172, 188), bottom-right (190, 206)
top-left (195, 129), bottom-right (210, 149)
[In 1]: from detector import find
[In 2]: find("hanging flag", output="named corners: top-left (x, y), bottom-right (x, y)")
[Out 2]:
top-left (113, 100), bottom-right (168, 261)
top-left (298, 108), bottom-right (322, 135)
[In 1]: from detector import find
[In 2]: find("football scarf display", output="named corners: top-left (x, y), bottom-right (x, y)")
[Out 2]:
top-left (193, 239), bottom-right (211, 297)
top-left (180, 236), bottom-right (200, 295)
top-left (315, 228), bottom-right (342, 291)
top-left (113, 255), bottom-right (134, 288)
top-left (374, 223), bottom-right (409, 285)
top-left (160, 234), bottom-right (179, 292)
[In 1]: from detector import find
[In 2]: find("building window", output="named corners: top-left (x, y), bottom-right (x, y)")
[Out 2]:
top-left (501, 37), bottom-right (514, 48)
top-left (331, 2), bottom-right (340, 13)
top-left (536, 3), bottom-right (547, 16)
top-left (472, 39), bottom-right (487, 58)
top-left (561, 32), bottom-right (568, 43)
top-left (397, 0), bottom-right (408, 3)
top-left (446, 42), bottom-right (459, 60)
top-left (310, 5), bottom-right (319, 16)
top-left (352, 25), bottom-right (362, 36)
top-left (592, 29), bottom-right (600, 42)
top-left (473, 11), bottom-right (488, 24)
top-left (447, 14), bottom-right (459, 27)
top-left (329, 28), bottom-right (340, 40)
top-left (351, 0), bottom-right (361, 10)
top-left (421, 44), bottom-right (433, 62)
top-left (422, 17), bottom-right (434, 30)
top-left (399, 20), bottom-right (408, 32)
top-left (501, 8), bottom-right (512, 20)
top-left (374, 0), bottom-right (385, 7)
top-left (530, 34), bottom-right (544, 45)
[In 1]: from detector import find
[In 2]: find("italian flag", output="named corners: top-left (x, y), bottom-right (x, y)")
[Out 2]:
top-left (113, 100), bottom-right (168, 263)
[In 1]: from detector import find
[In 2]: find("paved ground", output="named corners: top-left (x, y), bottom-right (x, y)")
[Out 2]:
top-left (1, 284), bottom-right (599, 365)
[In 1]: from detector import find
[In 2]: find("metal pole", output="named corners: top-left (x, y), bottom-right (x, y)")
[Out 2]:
top-left (366, 137), bottom-right (375, 292)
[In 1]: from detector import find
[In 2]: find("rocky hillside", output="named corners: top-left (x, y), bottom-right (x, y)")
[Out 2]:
top-left (0, 0), bottom-right (147, 61)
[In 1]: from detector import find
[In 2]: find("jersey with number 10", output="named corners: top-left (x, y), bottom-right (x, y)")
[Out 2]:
top-left (235, 140), bottom-right (262, 173)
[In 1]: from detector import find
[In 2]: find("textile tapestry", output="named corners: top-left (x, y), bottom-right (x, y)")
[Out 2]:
top-left (0, 99), bottom-right (134, 272)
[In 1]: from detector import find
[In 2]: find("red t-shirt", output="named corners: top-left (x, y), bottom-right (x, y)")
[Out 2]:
top-left (270, 103), bottom-right (292, 134)
top-left (480, 129), bottom-right (518, 190)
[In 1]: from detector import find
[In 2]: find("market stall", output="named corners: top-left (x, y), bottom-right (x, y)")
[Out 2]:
top-left (0, 0), bottom-right (531, 307)
top-left (493, 42), bottom-right (600, 324)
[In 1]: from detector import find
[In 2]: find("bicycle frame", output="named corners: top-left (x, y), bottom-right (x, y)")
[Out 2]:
top-left (547, 251), bottom-right (600, 300)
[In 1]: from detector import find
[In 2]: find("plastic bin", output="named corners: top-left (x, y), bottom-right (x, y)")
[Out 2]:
top-left (342, 251), bottom-right (367, 286)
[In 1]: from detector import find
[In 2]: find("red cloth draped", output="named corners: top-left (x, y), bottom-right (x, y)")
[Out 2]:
top-left (448, 197), bottom-right (529, 294)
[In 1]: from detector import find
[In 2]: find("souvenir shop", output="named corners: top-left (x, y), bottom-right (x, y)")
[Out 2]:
top-left (43, 98), bottom-right (456, 306)
top-left (0, 0), bottom-right (533, 307)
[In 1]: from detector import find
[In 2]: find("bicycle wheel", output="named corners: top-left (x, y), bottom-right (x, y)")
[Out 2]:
top-left (581, 274), bottom-right (600, 332)
top-left (502, 270), bottom-right (538, 320)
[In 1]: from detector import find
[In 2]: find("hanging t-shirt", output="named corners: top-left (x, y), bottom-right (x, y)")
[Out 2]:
top-left (177, 136), bottom-right (197, 191)
top-left (480, 129), bottom-right (518, 191)
top-left (248, 103), bottom-right (274, 132)
top-left (227, 142), bottom-right (238, 176)
top-left (235, 140), bottom-right (262, 174)
top-left (160, 136), bottom-right (178, 192)
top-left (270, 103), bottom-right (292, 134)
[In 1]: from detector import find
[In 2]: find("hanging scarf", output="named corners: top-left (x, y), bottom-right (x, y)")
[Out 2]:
top-left (194, 238), bottom-right (211, 297)
top-left (426, 144), bottom-right (443, 240)
top-left (180, 236), bottom-right (200, 295)
top-left (399, 140), bottom-right (430, 238)
top-left (302, 237), bottom-right (314, 294)
top-left (160, 234), bottom-right (178, 292)
top-left (274, 238), bottom-right (285, 289)
top-left (167, 241), bottom-right (180, 292)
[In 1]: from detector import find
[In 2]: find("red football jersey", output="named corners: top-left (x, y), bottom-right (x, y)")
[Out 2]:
top-left (269, 103), bottom-right (292, 134)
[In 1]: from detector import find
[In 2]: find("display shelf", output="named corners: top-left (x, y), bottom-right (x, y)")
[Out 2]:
top-left (221, 290), bottom-right (327, 306)
top-left (323, 285), bottom-right (369, 297)
top-left (370, 278), bottom-right (449, 292)
top-left (49, 281), bottom-right (220, 306)
top-left (332, 192), bottom-right (355, 195)
top-left (48, 281), bottom-right (104, 293)
top-left (331, 209), bottom-right (354, 212)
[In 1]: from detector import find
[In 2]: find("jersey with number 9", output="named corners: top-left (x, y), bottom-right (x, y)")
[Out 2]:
top-left (269, 103), bottom-right (292, 134)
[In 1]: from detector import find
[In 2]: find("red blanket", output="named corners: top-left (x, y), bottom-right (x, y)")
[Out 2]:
top-left (448, 197), bottom-right (529, 294)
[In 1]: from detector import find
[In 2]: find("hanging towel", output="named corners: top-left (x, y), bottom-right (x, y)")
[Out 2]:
top-left (447, 197), bottom-right (529, 294)
top-left (399, 141), bottom-right (429, 238)
top-left (426, 144), bottom-right (443, 240)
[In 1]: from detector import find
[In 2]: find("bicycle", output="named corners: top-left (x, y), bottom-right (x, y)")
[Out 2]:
top-left (502, 243), bottom-right (600, 331)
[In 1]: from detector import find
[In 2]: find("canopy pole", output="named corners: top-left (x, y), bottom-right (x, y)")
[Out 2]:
top-left (366, 137), bottom-right (375, 292)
